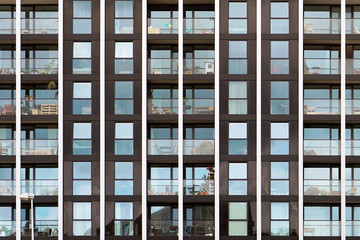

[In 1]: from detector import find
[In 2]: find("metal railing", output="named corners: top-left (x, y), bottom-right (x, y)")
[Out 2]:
top-left (21, 58), bottom-right (58, 74)
top-left (346, 221), bottom-right (360, 236)
top-left (21, 180), bottom-right (58, 196)
top-left (184, 99), bottom-right (214, 114)
top-left (148, 179), bottom-right (178, 195)
top-left (304, 140), bottom-right (340, 156)
top-left (21, 220), bottom-right (58, 236)
top-left (304, 180), bottom-right (340, 196)
top-left (304, 99), bottom-right (340, 115)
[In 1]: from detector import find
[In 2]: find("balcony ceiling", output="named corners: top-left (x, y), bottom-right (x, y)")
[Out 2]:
top-left (1, 0), bottom-right (58, 4)
top-left (149, 0), bottom-right (213, 4)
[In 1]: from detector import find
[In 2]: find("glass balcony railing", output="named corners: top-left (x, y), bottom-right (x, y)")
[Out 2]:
top-left (346, 180), bottom-right (360, 196)
top-left (21, 220), bottom-right (58, 237)
top-left (304, 140), bottom-right (340, 156)
top-left (346, 59), bottom-right (360, 74)
top-left (184, 99), bottom-right (214, 114)
top-left (21, 139), bottom-right (58, 155)
top-left (21, 58), bottom-right (58, 74)
top-left (0, 19), bottom-right (15, 34)
top-left (346, 140), bottom-right (360, 156)
top-left (148, 99), bottom-right (214, 115)
top-left (21, 180), bottom-right (58, 196)
top-left (184, 140), bottom-right (214, 155)
top-left (346, 100), bottom-right (360, 114)
top-left (148, 99), bottom-right (178, 115)
top-left (304, 18), bottom-right (340, 34)
top-left (184, 18), bottom-right (214, 34)
top-left (0, 100), bottom-right (15, 115)
top-left (184, 221), bottom-right (214, 236)
top-left (303, 180), bottom-right (340, 196)
top-left (148, 18), bottom-right (178, 34)
top-left (304, 99), bottom-right (340, 115)
top-left (0, 140), bottom-right (15, 155)
top-left (22, 18), bottom-right (58, 34)
top-left (0, 220), bottom-right (15, 236)
top-left (0, 59), bottom-right (15, 74)
top-left (346, 19), bottom-right (360, 34)
top-left (148, 220), bottom-right (178, 236)
top-left (0, 180), bottom-right (15, 196)
top-left (148, 179), bottom-right (178, 195)
top-left (184, 179), bottom-right (214, 195)
top-left (148, 59), bottom-right (178, 74)
top-left (184, 59), bottom-right (214, 74)
top-left (304, 59), bottom-right (340, 75)
top-left (346, 221), bottom-right (360, 236)
top-left (22, 99), bottom-right (58, 115)
top-left (304, 221), bottom-right (340, 236)
top-left (148, 140), bottom-right (178, 155)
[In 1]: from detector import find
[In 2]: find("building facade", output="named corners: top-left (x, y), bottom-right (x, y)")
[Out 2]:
top-left (0, 0), bottom-right (358, 239)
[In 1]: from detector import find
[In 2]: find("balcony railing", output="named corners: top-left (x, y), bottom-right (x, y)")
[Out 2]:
top-left (304, 180), bottom-right (340, 196)
top-left (0, 19), bottom-right (15, 34)
top-left (0, 59), bottom-right (15, 74)
top-left (148, 179), bottom-right (178, 195)
top-left (304, 18), bottom-right (340, 34)
top-left (346, 59), bottom-right (360, 74)
top-left (346, 180), bottom-right (360, 196)
top-left (148, 99), bottom-right (214, 115)
top-left (304, 99), bottom-right (340, 115)
top-left (346, 100), bottom-right (360, 115)
top-left (184, 139), bottom-right (214, 155)
top-left (346, 19), bottom-right (360, 34)
top-left (184, 59), bottom-right (214, 74)
top-left (0, 220), bottom-right (15, 236)
top-left (304, 221), bottom-right (340, 236)
top-left (346, 221), bottom-right (360, 236)
top-left (0, 140), bottom-right (15, 155)
top-left (148, 58), bottom-right (178, 74)
top-left (184, 99), bottom-right (214, 114)
top-left (184, 221), bottom-right (214, 236)
top-left (148, 140), bottom-right (178, 155)
top-left (21, 139), bottom-right (58, 155)
top-left (0, 100), bottom-right (15, 115)
top-left (148, 220), bottom-right (178, 236)
top-left (148, 99), bottom-right (178, 115)
top-left (304, 140), bottom-right (340, 156)
top-left (22, 58), bottom-right (58, 74)
top-left (0, 180), bottom-right (15, 196)
top-left (22, 99), bottom-right (58, 115)
top-left (21, 180), bottom-right (58, 195)
top-left (346, 140), bottom-right (360, 156)
top-left (184, 179), bottom-right (214, 195)
top-left (184, 18), bottom-right (214, 34)
top-left (304, 59), bottom-right (340, 75)
top-left (148, 18), bottom-right (178, 34)
top-left (22, 18), bottom-right (58, 34)
top-left (21, 220), bottom-right (58, 236)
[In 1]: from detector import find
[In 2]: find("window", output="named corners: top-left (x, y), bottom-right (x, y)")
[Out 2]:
top-left (115, 202), bottom-right (134, 236)
top-left (229, 202), bottom-right (247, 236)
top-left (346, 206), bottom-right (360, 236)
top-left (73, 123), bottom-right (92, 155)
top-left (115, 42), bottom-right (133, 74)
top-left (115, 1), bottom-right (133, 34)
top-left (73, 42), bottom-right (91, 74)
top-left (73, 82), bottom-right (91, 115)
top-left (115, 162), bottom-right (133, 195)
top-left (271, 81), bottom-right (289, 114)
top-left (115, 123), bottom-right (134, 155)
top-left (229, 41), bottom-right (247, 74)
top-left (73, 162), bottom-right (91, 195)
top-left (304, 206), bottom-right (340, 236)
top-left (149, 167), bottom-right (178, 195)
top-left (73, 1), bottom-right (91, 34)
top-left (115, 81), bottom-right (133, 114)
top-left (271, 162), bottom-right (289, 195)
top-left (271, 123), bottom-right (289, 155)
top-left (229, 2), bottom-right (247, 34)
top-left (271, 2), bottom-right (289, 34)
top-left (304, 127), bottom-right (340, 155)
top-left (271, 202), bottom-right (289, 236)
top-left (229, 163), bottom-right (247, 195)
top-left (271, 41), bottom-right (289, 74)
top-left (73, 202), bottom-right (91, 236)
top-left (35, 206), bottom-right (58, 233)
top-left (0, 206), bottom-right (12, 236)
top-left (150, 206), bottom-right (178, 235)
top-left (229, 123), bottom-right (247, 155)
top-left (305, 167), bottom-right (340, 196)
top-left (229, 81), bottom-right (247, 114)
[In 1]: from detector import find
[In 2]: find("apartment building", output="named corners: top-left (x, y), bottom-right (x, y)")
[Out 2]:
top-left (0, 0), bottom-right (358, 239)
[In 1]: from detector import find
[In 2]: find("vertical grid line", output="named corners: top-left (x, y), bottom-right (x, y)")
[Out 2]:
top-left (178, 0), bottom-right (184, 238)
top-left (340, 0), bottom-right (346, 239)
top-left (298, 0), bottom-right (304, 239)
top-left (15, 0), bottom-right (21, 239)
top-left (57, 0), bottom-right (64, 239)
top-left (141, 0), bottom-right (148, 239)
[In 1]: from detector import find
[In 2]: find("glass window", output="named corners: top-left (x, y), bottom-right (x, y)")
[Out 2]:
top-left (115, 1), bottom-right (134, 34)
top-left (115, 81), bottom-right (133, 114)
top-left (73, 123), bottom-right (92, 155)
top-left (271, 81), bottom-right (289, 114)
top-left (115, 162), bottom-right (133, 195)
top-left (271, 202), bottom-right (289, 236)
top-left (115, 202), bottom-right (134, 236)
top-left (271, 123), bottom-right (289, 155)
top-left (229, 41), bottom-right (247, 74)
top-left (229, 123), bottom-right (247, 155)
top-left (271, 2), bottom-right (289, 34)
top-left (73, 42), bottom-right (91, 74)
top-left (271, 41), bottom-right (289, 74)
top-left (73, 82), bottom-right (91, 115)
top-left (271, 162), bottom-right (289, 195)
top-left (229, 202), bottom-right (247, 236)
top-left (115, 123), bottom-right (134, 155)
top-left (229, 81), bottom-right (247, 114)
top-left (73, 202), bottom-right (91, 236)
top-left (229, 163), bottom-right (247, 195)
top-left (73, 1), bottom-right (91, 34)
top-left (229, 2), bottom-right (247, 34)
top-left (115, 42), bottom-right (133, 74)
top-left (73, 162), bottom-right (91, 195)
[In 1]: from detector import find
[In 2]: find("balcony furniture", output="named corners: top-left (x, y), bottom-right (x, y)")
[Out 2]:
top-left (194, 107), bottom-right (214, 114)
top-left (40, 104), bottom-right (58, 115)
top-left (36, 149), bottom-right (54, 155)
top-left (148, 27), bottom-right (160, 34)
top-left (184, 71), bottom-right (193, 74)
top-left (205, 62), bottom-right (214, 74)
top-left (23, 227), bottom-right (38, 236)
top-left (304, 105), bottom-right (317, 114)
top-left (347, 188), bottom-right (357, 196)
top-left (40, 29), bottom-right (47, 34)
top-left (353, 24), bottom-right (360, 34)
top-left (4, 104), bottom-right (14, 115)
top-left (305, 23), bottom-right (313, 33)
top-left (32, 109), bottom-right (39, 115)
top-left (312, 66), bottom-right (320, 74)
top-left (153, 70), bottom-right (162, 74)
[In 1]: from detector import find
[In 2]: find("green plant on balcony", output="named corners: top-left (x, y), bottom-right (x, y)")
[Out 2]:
top-left (191, 142), bottom-right (214, 155)
top-left (41, 59), bottom-right (57, 74)
top-left (305, 186), bottom-right (321, 195)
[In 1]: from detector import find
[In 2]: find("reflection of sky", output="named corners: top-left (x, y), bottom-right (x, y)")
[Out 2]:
top-left (0, 207), bottom-right (11, 220)
top-left (36, 207), bottom-right (58, 220)
top-left (74, 123), bottom-right (91, 139)
top-left (115, 123), bottom-right (133, 139)
top-left (115, 162), bottom-right (133, 179)
top-left (73, 162), bottom-right (91, 179)
top-left (115, 203), bottom-right (133, 219)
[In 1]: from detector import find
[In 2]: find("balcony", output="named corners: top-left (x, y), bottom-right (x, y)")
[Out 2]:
top-left (184, 99), bottom-right (214, 114)
top-left (148, 220), bottom-right (178, 236)
top-left (347, 19), bottom-right (360, 34)
top-left (0, 180), bottom-right (15, 195)
top-left (346, 100), bottom-right (360, 115)
top-left (184, 59), bottom-right (214, 74)
top-left (346, 221), bottom-right (360, 236)
top-left (184, 221), bottom-right (214, 236)
top-left (21, 220), bottom-right (58, 237)
top-left (304, 140), bottom-right (340, 156)
top-left (148, 99), bottom-right (178, 115)
top-left (0, 18), bottom-right (58, 34)
top-left (304, 18), bottom-right (340, 34)
top-left (148, 18), bottom-right (178, 34)
top-left (346, 180), bottom-right (360, 196)
top-left (0, 59), bottom-right (58, 75)
top-left (304, 221), bottom-right (340, 236)
top-left (148, 180), bottom-right (178, 195)
top-left (148, 99), bottom-right (214, 115)
top-left (184, 179), bottom-right (214, 195)
top-left (0, 100), bottom-right (15, 115)
top-left (346, 59), bottom-right (360, 75)
top-left (147, 140), bottom-right (214, 155)
top-left (148, 58), bottom-right (178, 74)
top-left (304, 180), bottom-right (340, 196)
top-left (346, 140), bottom-right (360, 156)
top-left (304, 59), bottom-right (340, 75)
top-left (0, 180), bottom-right (57, 196)
top-left (22, 99), bottom-right (58, 116)
top-left (22, 140), bottom-right (58, 155)
top-left (0, 221), bottom-right (15, 236)
top-left (184, 139), bottom-right (214, 155)
top-left (184, 18), bottom-right (214, 34)
top-left (304, 99), bottom-right (340, 115)
top-left (148, 140), bottom-right (178, 155)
